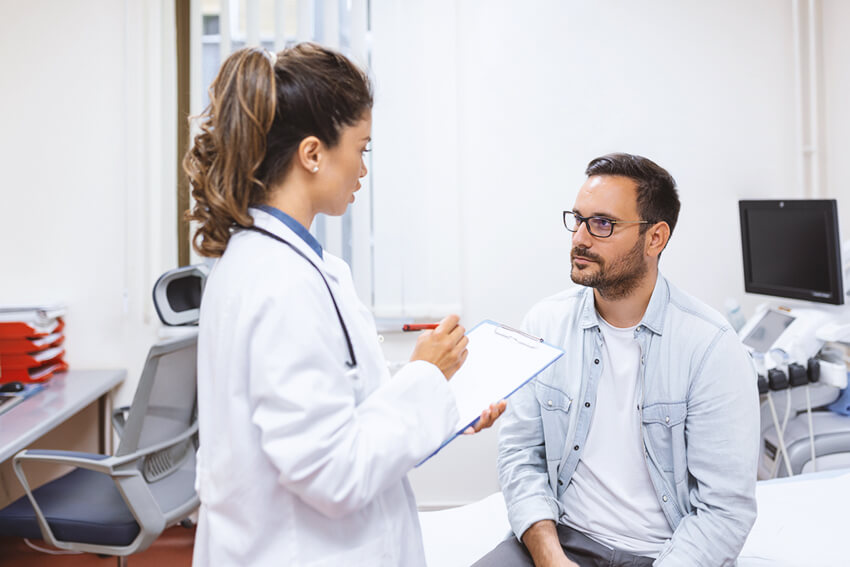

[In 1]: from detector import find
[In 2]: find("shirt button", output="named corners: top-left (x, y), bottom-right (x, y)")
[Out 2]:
top-left (558, 479), bottom-right (564, 486)
top-left (585, 402), bottom-right (590, 408)
top-left (641, 356), bottom-right (645, 365)
top-left (594, 358), bottom-right (600, 364)
top-left (548, 400), bottom-right (553, 407)
top-left (574, 445), bottom-right (580, 451)
top-left (637, 326), bottom-right (643, 332)
top-left (662, 495), bottom-right (668, 502)
top-left (665, 416), bottom-right (670, 424)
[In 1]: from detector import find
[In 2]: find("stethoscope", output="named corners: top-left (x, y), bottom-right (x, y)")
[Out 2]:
top-left (242, 225), bottom-right (358, 370)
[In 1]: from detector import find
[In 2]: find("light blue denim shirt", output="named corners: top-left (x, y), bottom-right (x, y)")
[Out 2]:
top-left (498, 273), bottom-right (759, 566)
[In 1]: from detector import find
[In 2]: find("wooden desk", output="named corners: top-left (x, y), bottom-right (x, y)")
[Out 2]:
top-left (0, 369), bottom-right (125, 464)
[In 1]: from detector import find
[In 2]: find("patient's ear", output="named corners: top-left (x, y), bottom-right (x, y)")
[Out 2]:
top-left (645, 221), bottom-right (670, 258)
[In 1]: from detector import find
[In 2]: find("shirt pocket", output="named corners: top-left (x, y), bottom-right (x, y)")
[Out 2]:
top-left (535, 381), bottom-right (572, 463)
top-left (642, 401), bottom-right (687, 476)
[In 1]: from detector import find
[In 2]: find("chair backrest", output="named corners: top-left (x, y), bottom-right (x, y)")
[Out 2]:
top-left (104, 265), bottom-right (203, 523)
top-left (115, 336), bottom-right (198, 474)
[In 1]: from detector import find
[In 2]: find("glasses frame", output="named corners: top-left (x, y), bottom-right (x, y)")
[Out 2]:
top-left (563, 210), bottom-right (652, 238)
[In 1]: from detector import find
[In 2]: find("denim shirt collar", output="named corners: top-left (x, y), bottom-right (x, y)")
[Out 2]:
top-left (640, 273), bottom-right (669, 335)
top-left (255, 204), bottom-right (323, 259)
top-left (577, 272), bottom-right (669, 335)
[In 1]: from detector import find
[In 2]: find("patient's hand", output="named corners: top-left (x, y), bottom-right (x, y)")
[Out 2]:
top-left (463, 400), bottom-right (507, 434)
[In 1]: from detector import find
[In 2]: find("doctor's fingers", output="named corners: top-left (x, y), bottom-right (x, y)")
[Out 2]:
top-left (433, 320), bottom-right (466, 344)
top-left (435, 314), bottom-right (461, 334)
top-left (450, 332), bottom-right (469, 351)
top-left (443, 345), bottom-right (469, 380)
top-left (426, 325), bottom-right (467, 354)
top-left (447, 336), bottom-right (469, 367)
top-left (447, 322), bottom-right (466, 342)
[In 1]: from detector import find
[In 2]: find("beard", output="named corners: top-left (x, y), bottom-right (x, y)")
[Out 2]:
top-left (570, 233), bottom-right (648, 300)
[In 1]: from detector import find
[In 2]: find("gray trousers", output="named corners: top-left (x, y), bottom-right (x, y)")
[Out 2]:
top-left (471, 524), bottom-right (655, 567)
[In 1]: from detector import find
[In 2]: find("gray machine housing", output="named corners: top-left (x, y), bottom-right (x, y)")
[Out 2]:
top-left (759, 384), bottom-right (850, 478)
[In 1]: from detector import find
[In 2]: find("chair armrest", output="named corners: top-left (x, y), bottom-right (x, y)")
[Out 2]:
top-left (12, 448), bottom-right (164, 554)
top-left (11, 450), bottom-right (133, 552)
top-left (109, 420), bottom-right (199, 467)
top-left (12, 423), bottom-right (199, 554)
top-left (14, 449), bottom-right (116, 474)
top-left (16, 421), bottom-right (198, 473)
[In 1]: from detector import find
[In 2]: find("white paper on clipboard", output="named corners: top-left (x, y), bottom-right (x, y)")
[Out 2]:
top-left (418, 319), bottom-right (565, 466)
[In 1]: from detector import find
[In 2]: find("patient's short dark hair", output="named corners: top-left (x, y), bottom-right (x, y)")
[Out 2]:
top-left (585, 153), bottom-right (680, 237)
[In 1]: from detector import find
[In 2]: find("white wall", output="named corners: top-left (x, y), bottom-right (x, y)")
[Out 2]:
top-left (372, 0), bottom-right (850, 507)
top-left (0, 0), bottom-right (176, 407)
top-left (822, 1), bottom-right (850, 237)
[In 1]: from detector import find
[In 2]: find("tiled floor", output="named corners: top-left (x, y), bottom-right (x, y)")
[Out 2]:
top-left (0, 525), bottom-right (194, 566)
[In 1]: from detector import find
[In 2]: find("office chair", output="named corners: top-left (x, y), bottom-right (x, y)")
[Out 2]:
top-left (0, 266), bottom-right (204, 565)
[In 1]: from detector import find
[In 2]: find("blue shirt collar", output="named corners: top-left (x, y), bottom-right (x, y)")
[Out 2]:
top-left (255, 204), bottom-right (323, 259)
top-left (578, 272), bottom-right (668, 334)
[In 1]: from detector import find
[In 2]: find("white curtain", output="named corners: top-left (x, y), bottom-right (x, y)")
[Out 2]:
top-left (123, 0), bottom-right (178, 325)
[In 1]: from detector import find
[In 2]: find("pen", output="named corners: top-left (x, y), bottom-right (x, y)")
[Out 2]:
top-left (402, 323), bottom-right (439, 332)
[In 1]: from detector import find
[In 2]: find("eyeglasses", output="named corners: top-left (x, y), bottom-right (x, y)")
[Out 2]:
top-left (563, 210), bottom-right (651, 238)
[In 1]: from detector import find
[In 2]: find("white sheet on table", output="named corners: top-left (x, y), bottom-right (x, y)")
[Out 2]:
top-left (419, 469), bottom-right (850, 567)
top-left (738, 469), bottom-right (850, 567)
top-left (419, 492), bottom-right (510, 567)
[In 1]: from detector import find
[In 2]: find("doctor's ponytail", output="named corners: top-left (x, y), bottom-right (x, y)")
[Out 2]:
top-left (184, 43), bottom-right (372, 257)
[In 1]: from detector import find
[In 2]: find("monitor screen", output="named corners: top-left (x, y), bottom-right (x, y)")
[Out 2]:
top-left (739, 199), bottom-right (844, 305)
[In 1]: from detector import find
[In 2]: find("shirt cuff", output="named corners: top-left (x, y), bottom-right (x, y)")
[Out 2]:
top-left (508, 496), bottom-right (560, 541)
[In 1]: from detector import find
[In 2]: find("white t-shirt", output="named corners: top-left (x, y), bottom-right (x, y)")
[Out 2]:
top-left (560, 315), bottom-right (673, 557)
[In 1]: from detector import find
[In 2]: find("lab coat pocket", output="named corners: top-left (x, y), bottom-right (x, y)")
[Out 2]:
top-left (535, 381), bottom-right (572, 464)
top-left (642, 401), bottom-right (687, 475)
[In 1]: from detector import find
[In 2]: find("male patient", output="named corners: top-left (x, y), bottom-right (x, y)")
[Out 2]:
top-left (475, 154), bottom-right (759, 566)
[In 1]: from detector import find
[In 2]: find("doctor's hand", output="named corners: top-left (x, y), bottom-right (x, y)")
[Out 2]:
top-left (463, 400), bottom-right (508, 435)
top-left (409, 314), bottom-right (469, 380)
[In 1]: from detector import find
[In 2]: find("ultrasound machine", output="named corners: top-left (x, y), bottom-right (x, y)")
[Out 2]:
top-left (736, 199), bottom-right (850, 479)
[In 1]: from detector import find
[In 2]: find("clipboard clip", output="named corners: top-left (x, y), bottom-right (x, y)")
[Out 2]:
top-left (495, 324), bottom-right (543, 348)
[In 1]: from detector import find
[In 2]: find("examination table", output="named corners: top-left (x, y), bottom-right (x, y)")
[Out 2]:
top-left (419, 468), bottom-right (850, 566)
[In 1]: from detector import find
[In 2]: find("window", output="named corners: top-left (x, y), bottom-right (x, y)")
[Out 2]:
top-left (179, 0), bottom-right (375, 302)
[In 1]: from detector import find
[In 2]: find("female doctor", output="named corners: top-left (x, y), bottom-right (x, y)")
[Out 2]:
top-left (184, 44), bottom-right (505, 566)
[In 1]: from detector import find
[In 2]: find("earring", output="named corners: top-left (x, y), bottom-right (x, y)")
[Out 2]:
top-left (312, 166), bottom-right (319, 173)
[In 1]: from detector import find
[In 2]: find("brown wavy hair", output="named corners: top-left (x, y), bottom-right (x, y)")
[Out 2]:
top-left (183, 43), bottom-right (373, 257)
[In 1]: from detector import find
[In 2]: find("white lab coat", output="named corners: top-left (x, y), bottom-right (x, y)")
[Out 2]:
top-left (192, 208), bottom-right (460, 566)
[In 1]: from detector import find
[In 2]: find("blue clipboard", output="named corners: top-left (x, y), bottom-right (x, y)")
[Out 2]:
top-left (417, 319), bottom-right (564, 466)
